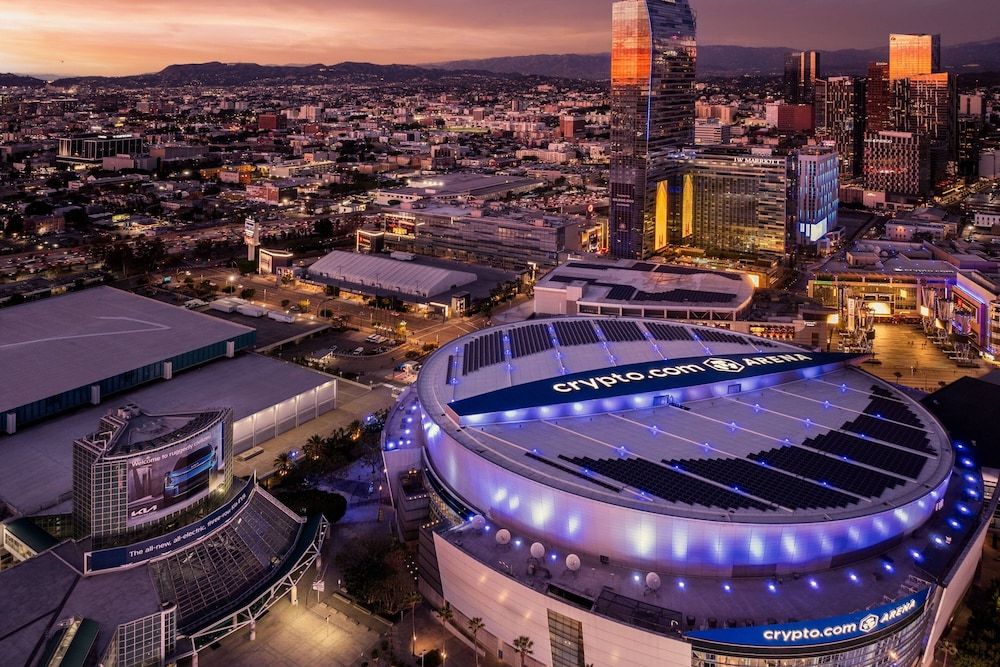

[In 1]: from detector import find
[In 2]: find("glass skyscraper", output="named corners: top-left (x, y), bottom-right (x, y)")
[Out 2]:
top-left (888, 33), bottom-right (940, 81)
top-left (609, 0), bottom-right (696, 260)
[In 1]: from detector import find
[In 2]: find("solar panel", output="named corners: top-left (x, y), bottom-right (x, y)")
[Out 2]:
top-left (644, 322), bottom-right (694, 342)
top-left (553, 320), bottom-right (599, 347)
top-left (596, 319), bottom-right (645, 342)
top-left (864, 396), bottom-right (923, 428)
top-left (654, 265), bottom-right (745, 281)
top-left (633, 289), bottom-right (737, 304)
top-left (525, 451), bottom-right (622, 492)
top-left (607, 285), bottom-right (638, 301)
top-left (462, 330), bottom-right (507, 375)
top-left (695, 329), bottom-right (749, 345)
top-left (843, 414), bottom-right (933, 453)
top-left (510, 324), bottom-right (554, 359)
top-left (802, 431), bottom-right (927, 479)
top-left (749, 447), bottom-right (905, 498)
top-left (561, 455), bottom-right (773, 511)
top-left (662, 456), bottom-right (856, 510)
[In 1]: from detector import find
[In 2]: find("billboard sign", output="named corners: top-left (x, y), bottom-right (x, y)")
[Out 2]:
top-left (449, 352), bottom-right (861, 423)
top-left (686, 588), bottom-right (929, 649)
top-left (126, 421), bottom-right (225, 527)
top-left (86, 477), bottom-right (255, 573)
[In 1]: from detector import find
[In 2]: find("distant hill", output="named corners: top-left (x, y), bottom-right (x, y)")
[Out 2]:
top-left (50, 61), bottom-right (545, 89)
top-left (0, 73), bottom-right (46, 88)
top-left (429, 38), bottom-right (1000, 79)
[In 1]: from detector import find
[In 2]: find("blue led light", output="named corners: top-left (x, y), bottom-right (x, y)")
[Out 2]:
top-left (964, 474), bottom-right (977, 484)
top-left (909, 549), bottom-right (923, 562)
top-left (677, 579), bottom-right (686, 590)
top-left (957, 503), bottom-right (972, 515)
top-left (633, 574), bottom-right (640, 583)
top-left (848, 572), bottom-right (859, 583)
top-left (961, 457), bottom-right (974, 467)
top-left (723, 583), bottom-right (732, 593)
top-left (808, 578), bottom-right (819, 590)
top-left (948, 519), bottom-right (961, 530)
top-left (767, 581), bottom-right (777, 593)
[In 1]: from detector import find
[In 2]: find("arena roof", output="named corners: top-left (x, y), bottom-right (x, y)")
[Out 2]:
top-left (308, 250), bottom-right (477, 299)
top-left (0, 286), bottom-right (254, 416)
top-left (413, 319), bottom-right (953, 525)
top-left (535, 260), bottom-right (756, 312)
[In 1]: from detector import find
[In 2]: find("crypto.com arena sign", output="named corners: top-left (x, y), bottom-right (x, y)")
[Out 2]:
top-left (448, 352), bottom-right (861, 424)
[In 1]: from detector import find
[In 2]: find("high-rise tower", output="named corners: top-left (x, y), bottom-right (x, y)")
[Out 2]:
top-left (888, 33), bottom-right (940, 81)
top-left (609, 0), bottom-right (697, 260)
top-left (784, 51), bottom-right (821, 104)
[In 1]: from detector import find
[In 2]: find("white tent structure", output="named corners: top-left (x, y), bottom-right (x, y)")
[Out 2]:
top-left (308, 251), bottom-right (477, 299)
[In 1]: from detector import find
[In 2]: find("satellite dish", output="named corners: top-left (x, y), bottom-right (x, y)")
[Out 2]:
top-left (495, 529), bottom-right (511, 545)
top-left (530, 542), bottom-right (545, 559)
top-left (566, 554), bottom-right (581, 571)
top-left (646, 572), bottom-right (662, 591)
top-left (470, 515), bottom-right (486, 531)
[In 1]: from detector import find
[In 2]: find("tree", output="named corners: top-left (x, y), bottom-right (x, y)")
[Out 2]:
top-left (273, 451), bottom-right (292, 475)
top-left (406, 591), bottom-right (422, 656)
top-left (467, 617), bottom-right (485, 667)
top-left (513, 636), bottom-right (534, 667)
top-left (304, 434), bottom-right (325, 461)
top-left (240, 288), bottom-right (256, 300)
top-left (436, 602), bottom-right (454, 663)
top-left (941, 640), bottom-right (958, 667)
top-left (314, 218), bottom-right (334, 237)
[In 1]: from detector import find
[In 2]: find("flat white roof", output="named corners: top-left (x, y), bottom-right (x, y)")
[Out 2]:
top-left (0, 287), bottom-right (254, 414)
top-left (308, 250), bottom-right (477, 298)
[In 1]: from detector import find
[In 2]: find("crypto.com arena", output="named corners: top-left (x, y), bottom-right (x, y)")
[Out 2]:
top-left (382, 318), bottom-right (991, 667)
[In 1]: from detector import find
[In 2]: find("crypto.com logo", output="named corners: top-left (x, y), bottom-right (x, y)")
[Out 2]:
top-left (703, 358), bottom-right (745, 374)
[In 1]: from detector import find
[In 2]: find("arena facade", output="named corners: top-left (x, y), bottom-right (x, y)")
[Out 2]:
top-left (383, 317), bottom-right (993, 667)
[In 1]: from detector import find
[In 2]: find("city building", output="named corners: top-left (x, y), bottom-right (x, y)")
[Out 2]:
top-left (609, 0), bottom-right (697, 259)
top-left (889, 33), bottom-right (941, 81)
top-left (815, 76), bottom-right (866, 177)
top-left (866, 62), bottom-right (893, 133)
top-left (664, 148), bottom-right (804, 258)
top-left (795, 147), bottom-right (840, 243)
top-left (363, 202), bottom-right (588, 270)
top-left (57, 135), bottom-right (144, 164)
top-left (776, 104), bottom-right (814, 134)
top-left (783, 50), bottom-right (821, 104)
top-left (694, 118), bottom-right (731, 145)
top-left (863, 131), bottom-right (930, 197)
top-left (383, 318), bottom-right (990, 667)
top-left (560, 115), bottom-right (586, 139)
top-left (893, 73), bottom-right (958, 178)
top-left (370, 173), bottom-right (545, 207)
top-left (0, 287), bottom-right (256, 434)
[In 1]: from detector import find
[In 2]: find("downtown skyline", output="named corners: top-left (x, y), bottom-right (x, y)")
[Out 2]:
top-left (1, 0), bottom-right (996, 78)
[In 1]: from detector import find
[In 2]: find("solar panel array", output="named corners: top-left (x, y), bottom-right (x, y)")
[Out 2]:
top-left (509, 324), bottom-right (554, 359)
top-left (525, 451), bottom-right (622, 492)
top-left (553, 320), bottom-right (600, 346)
top-left (864, 396), bottom-right (924, 428)
top-left (654, 264), bottom-right (745, 281)
top-left (645, 322), bottom-right (694, 342)
top-left (843, 414), bottom-right (933, 453)
top-left (462, 330), bottom-right (506, 375)
top-left (606, 285), bottom-right (638, 300)
top-left (561, 455), bottom-right (772, 511)
top-left (749, 447), bottom-right (905, 499)
top-left (595, 319), bottom-right (646, 342)
top-left (633, 289), bottom-right (736, 304)
top-left (695, 329), bottom-right (751, 345)
top-left (802, 430), bottom-right (927, 479)
top-left (663, 457), bottom-right (855, 510)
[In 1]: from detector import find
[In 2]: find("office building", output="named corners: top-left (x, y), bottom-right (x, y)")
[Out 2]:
top-left (815, 76), bottom-right (866, 177)
top-left (863, 130), bottom-right (930, 196)
top-left (866, 62), bottom-right (893, 132)
top-left (795, 147), bottom-right (840, 243)
top-left (365, 203), bottom-right (586, 270)
top-left (889, 33), bottom-right (941, 81)
top-left (776, 104), bottom-right (815, 134)
top-left (382, 318), bottom-right (989, 667)
top-left (57, 135), bottom-right (144, 164)
top-left (609, 0), bottom-right (697, 259)
top-left (560, 115), bottom-right (586, 139)
top-left (783, 50), bottom-right (821, 103)
top-left (693, 117), bottom-right (731, 145)
top-left (894, 73), bottom-right (958, 152)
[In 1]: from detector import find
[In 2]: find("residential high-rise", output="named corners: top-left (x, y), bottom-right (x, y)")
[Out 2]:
top-left (609, 0), bottom-right (697, 260)
top-left (866, 62), bottom-right (892, 132)
top-left (888, 33), bottom-right (941, 81)
top-left (783, 51), bottom-right (821, 103)
top-left (892, 72), bottom-right (957, 185)
top-left (815, 77), bottom-right (866, 178)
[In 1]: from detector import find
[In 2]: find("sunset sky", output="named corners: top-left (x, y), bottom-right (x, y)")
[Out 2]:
top-left (0, 0), bottom-right (993, 77)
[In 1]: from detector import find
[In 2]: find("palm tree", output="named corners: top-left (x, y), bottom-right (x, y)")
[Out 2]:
top-left (436, 602), bottom-right (454, 664)
top-left (513, 636), bottom-right (533, 667)
top-left (467, 617), bottom-right (484, 667)
top-left (406, 591), bottom-right (422, 656)
top-left (940, 640), bottom-right (958, 667)
top-left (273, 451), bottom-right (292, 475)
top-left (304, 434), bottom-right (325, 461)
